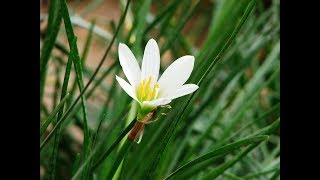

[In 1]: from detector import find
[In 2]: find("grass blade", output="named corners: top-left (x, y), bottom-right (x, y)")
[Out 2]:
top-left (130, 0), bottom-right (152, 56)
top-left (40, 93), bottom-right (70, 137)
top-left (49, 36), bottom-right (78, 179)
top-left (144, 0), bottom-right (180, 35)
top-left (71, 118), bottom-right (136, 180)
top-left (71, 153), bottom-right (81, 176)
top-left (106, 139), bottom-right (133, 179)
top-left (59, 1), bottom-right (91, 177)
top-left (160, 0), bottom-right (201, 55)
top-left (164, 135), bottom-right (269, 180)
top-left (68, 18), bottom-right (96, 105)
top-left (40, 5), bottom-right (62, 105)
top-left (202, 118), bottom-right (280, 179)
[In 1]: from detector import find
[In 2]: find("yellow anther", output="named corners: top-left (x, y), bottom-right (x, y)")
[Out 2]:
top-left (138, 80), bottom-right (145, 101)
top-left (136, 76), bottom-right (160, 102)
top-left (151, 84), bottom-right (160, 99)
top-left (144, 76), bottom-right (152, 100)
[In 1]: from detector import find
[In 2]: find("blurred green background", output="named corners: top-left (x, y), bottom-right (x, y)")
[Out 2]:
top-left (40, 0), bottom-right (280, 179)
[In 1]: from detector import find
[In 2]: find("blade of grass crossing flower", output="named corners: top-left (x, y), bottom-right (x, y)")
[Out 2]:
top-left (202, 118), bottom-right (280, 179)
top-left (40, 0), bottom-right (132, 151)
top-left (164, 135), bottom-right (269, 180)
top-left (40, 93), bottom-right (70, 137)
top-left (146, 1), bottom-right (256, 178)
top-left (49, 37), bottom-right (78, 180)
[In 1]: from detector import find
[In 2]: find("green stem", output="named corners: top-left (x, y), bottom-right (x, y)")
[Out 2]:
top-left (106, 139), bottom-right (133, 179)
top-left (71, 117), bottom-right (136, 180)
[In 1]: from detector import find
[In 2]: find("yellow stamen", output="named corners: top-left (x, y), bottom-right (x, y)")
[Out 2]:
top-left (151, 84), bottom-right (160, 99)
top-left (138, 80), bottom-right (145, 101)
top-left (136, 76), bottom-right (160, 102)
top-left (144, 76), bottom-right (152, 100)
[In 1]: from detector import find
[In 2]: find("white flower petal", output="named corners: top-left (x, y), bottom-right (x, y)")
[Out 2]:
top-left (142, 98), bottom-right (171, 107)
top-left (141, 39), bottom-right (160, 85)
top-left (167, 84), bottom-right (199, 100)
top-left (116, 75), bottom-right (139, 102)
top-left (157, 55), bottom-right (195, 98)
top-left (118, 43), bottom-right (141, 89)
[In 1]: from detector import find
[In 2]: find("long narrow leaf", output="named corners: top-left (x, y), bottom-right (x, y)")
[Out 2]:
top-left (40, 93), bottom-right (70, 137)
top-left (164, 135), bottom-right (269, 180)
top-left (202, 118), bottom-right (280, 179)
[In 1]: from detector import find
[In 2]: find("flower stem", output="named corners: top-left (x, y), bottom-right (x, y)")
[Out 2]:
top-left (128, 121), bottom-right (144, 141)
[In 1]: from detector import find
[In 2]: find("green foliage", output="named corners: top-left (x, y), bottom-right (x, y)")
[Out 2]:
top-left (40, 0), bottom-right (280, 179)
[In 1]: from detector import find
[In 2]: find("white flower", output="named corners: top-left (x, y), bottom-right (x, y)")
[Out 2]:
top-left (116, 38), bottom-right (199, 111)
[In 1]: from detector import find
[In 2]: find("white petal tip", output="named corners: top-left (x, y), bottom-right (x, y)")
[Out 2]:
top-left (147, 38), bottom-right (158, 46)
top-left (185, 55), bottom-right (195, 63)
top-left (118, 43), bottom-right (125, 48)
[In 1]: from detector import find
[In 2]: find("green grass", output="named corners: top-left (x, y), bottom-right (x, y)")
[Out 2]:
top-left (40, 0), bottom-right (280, 179)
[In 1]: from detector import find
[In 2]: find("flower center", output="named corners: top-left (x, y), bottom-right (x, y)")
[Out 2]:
top-left (136, 76), bottom-right (160, 102)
